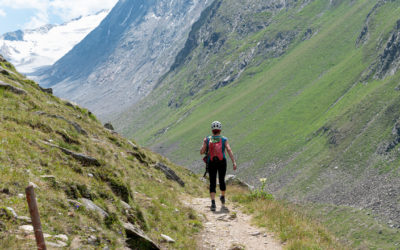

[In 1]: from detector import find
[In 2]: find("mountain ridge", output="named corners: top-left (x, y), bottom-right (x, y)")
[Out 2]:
top-left (37, 0), bottom-right (212, 120)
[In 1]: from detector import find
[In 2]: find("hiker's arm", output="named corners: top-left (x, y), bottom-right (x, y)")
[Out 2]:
top-left (225, 141), bottom-right (237, 170)
top-left (200, 139), bottom-right (207, 154)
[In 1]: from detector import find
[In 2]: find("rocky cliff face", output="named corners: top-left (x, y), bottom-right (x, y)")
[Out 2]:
top-left (37, 0), bottom-right (211, 120)
top-left (162, 0), bottom-right (308, 108)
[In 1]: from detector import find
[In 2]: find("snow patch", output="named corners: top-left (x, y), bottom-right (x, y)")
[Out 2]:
top-left (0, 10), bottom-right (109, 73)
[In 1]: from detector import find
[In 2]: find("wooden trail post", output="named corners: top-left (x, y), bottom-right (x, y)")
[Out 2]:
top-left (25, 184), bottom-right (47, 250)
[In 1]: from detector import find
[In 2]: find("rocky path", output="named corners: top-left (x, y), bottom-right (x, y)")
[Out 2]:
top-left (183, 197), bottom-right (282, 250)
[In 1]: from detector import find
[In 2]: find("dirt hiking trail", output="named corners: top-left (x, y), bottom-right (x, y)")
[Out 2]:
top-left (183, 197), bottom-right (282, 250)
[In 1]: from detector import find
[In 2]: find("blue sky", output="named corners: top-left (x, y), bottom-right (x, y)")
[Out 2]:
top-left (0, 0), bottom-right (118, 35)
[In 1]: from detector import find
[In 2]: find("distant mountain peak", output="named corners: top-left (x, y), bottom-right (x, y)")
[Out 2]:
top-left (0, 10), bottom-right (110, 74)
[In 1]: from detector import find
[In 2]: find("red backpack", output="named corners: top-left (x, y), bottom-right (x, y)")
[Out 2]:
top-left (206, 136), bottom-right (225, 162)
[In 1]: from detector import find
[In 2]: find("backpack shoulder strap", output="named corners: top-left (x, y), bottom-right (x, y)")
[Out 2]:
top-left (206, 136), bottom-right (211, 151)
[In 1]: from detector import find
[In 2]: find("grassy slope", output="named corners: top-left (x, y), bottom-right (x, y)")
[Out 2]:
top-left (0, 58), bottom-right (349, 250)
top-left (0, 60), bottom-right (207, 249)
top-left (119, 0), bottom-right (400, 180)
top-left (117, 0), bottom-right (400, 248)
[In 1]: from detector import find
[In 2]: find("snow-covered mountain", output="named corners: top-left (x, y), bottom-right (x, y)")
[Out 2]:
top-left (0, 10), bottom-right (109, 74)
top-left (37, 0), bottom-right (211, 121)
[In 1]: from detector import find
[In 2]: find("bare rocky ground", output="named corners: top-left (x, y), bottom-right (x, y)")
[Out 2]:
top-left (183, 197), bottom-right (282, 250)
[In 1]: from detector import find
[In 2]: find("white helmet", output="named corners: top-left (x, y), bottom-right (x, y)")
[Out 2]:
top-left (211, 121), bottom-right (222, 130)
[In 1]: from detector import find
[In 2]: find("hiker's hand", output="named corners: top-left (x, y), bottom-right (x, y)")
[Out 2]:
top-left (233, 162), bottom-right (237, 171)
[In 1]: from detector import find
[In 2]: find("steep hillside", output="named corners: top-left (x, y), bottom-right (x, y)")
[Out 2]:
top-left (0, 10), bottom-right (109, 74)
top-left (37, 0), bottom-right (211, 120)
top-left (0, 55), bottom-right (205, 249)
top-left (116, 0), bottom-right (400, 232)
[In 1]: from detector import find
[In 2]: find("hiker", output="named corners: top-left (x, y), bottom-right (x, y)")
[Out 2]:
top-left (200, 121), bottom-right (237, 211)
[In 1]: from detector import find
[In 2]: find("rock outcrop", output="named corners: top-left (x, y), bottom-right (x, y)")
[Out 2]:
top-left (123, 222), bottom-right (160, 250)
top-left (35, 111), bottom-right (88, 135)
top-left (154, 163), bottom-right (185, 187)
top-left (40, 140), bottom-right (101, 166)
top-left (225, 175), bottom-right (254, 190)
top-left (0, 81), bottom-right (27, 95)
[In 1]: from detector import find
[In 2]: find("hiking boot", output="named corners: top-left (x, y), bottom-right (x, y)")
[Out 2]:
top-left (211, 200), bottom-right (216, 211)
top-left (220, 195), bottom-right (225, 205)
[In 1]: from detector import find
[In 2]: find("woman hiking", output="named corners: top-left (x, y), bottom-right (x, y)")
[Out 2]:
top-left (200, 121), bottom-right (237, 211)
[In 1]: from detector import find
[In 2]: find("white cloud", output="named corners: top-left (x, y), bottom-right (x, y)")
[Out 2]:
top-left (0, 9), bottom-right (6, 17)
top-left (0, 0), bottom-right (118, 29)
top-left (0, 0), bottom-right (49, 10)
top-left (24, 11), bottom-right (49, 29)
top-left (49, 0), bottom-right (118, 21)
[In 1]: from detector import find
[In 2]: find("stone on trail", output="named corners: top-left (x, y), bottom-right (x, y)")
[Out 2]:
top-left (250, 231), bottom-right (261, 236)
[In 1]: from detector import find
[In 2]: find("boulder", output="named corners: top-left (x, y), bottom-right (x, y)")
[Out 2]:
top-left (104, 122), bottom-right (114, 130)
top-left (225, 175), bottom-right (254, 190)
top-left (39, 86), bottom-right (53, 94)
top-left (123, 222), bottom-right (159, 250)
top-left (0, 55), bottom-right (5, 62)
top-left (80, 198), bottom-right (108, 218)
top-left (154, 163), bottom-right (185, 187)
top-left (0, 81), bottom-right (27, 95)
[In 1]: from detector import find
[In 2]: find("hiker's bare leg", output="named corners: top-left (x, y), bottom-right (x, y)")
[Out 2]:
top-left (211, 192), bottom-right (216, 200)
top-left (221, 191), bottom-right (225, 196)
